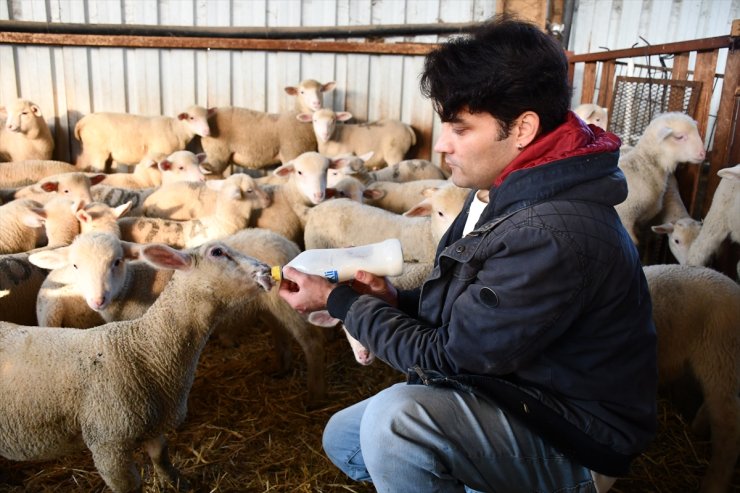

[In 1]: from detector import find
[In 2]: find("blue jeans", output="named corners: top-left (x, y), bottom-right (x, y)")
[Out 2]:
top-left (322, 382), bottom-right (598, 493)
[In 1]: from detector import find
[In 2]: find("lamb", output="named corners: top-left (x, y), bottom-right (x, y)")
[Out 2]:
top-left (298, 109), bottom-right (416, 169)
top-left (308, 310), bottom-right (375, 366)
top-left (651, 216), bottom-right (702, 264)
top-left (643, 264), bottom-right (740, 493)
top-left (198, 106), bottom-right (318, 175)
top-left (304, 183), bottom-right (470, 289)
top-left (0, 98), bottom-right (54, 162)
top-left (573, 103), bottom-right (608, 130)
top-left (326, 176), bottom-right (372, 203)
top-left (615, 112), bottom-right (706, 244)
top-left (0, 160), bottom-right (77, 188)
top-left (363, 179), bottom-right (451, 214)
top-left (30, 228), bottom-right (329, 406)
top-left (686, 164), bottom-right (740, 268)
top-left (119, 173), bottom-right (269, 248)
top-left (77, 201), bottom-right (132, 236)
top-left (98, 158), bottom-right (162, 189)
top-left (142, 173), bottom-right (269, 220)
top-left (284, 79), bottom-right (336, 112)
top-left (0, 239), bottom-right (273, 492)
top-left (74, 105), bottom-right (212, 172)
top-left (0, 251), bottom-right (49, 325)
top-left (12, 171), bottom-right (106, 205)
top-left (327, 152), bottom-right (448, 187)
top-left (0, 199), bottom-right (47, 254)
top-left (250, 151), bottom-right (340, 248)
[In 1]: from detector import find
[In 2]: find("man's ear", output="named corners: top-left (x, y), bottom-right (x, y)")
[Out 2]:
top-left (514, 111), bottom-right (540, 148)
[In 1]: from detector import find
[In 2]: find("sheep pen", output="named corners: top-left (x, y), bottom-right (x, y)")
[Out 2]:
top-left (0, 319), bottom-right (736, 492)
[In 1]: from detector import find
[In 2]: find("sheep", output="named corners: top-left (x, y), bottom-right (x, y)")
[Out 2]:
top-left (98, 157), bottom-right (162, 189)
top-left (12, 171), bottom-right (106, 205)
top-left (30, 228), bottom-right (329, 406)
top-left (0, 251), bottom-right (49, 325)
top-left (615, 112), bottom-right (706, 244)
top-left (119, 173), bottom-right (269, 248)
top-left (686, 164), bottom-right (740, 268)
top-left (297, 109), bottom-right (416, 169)
top-left (304, 183), bottom-right (470, 289)
top-left (142, 173), bottom-right (269, 220)
top-left (91, 185), bottom-right (156, 216)
top-left (284, 79), bottom-right (336, 112)
top-left (308, 310), bottom-right (375, 366)
top-left (198, 106), bottom-right (318, 175)
top-left (0, 199), bottom-right (47, 254)
top-left (100, 151), bottom-right (207, 189)
top-left (77, 201), bottom-right (132, 236)
top-left (0, 160), bottom-right (77, 188)
top-left (643, 264), bottom-right (740, 493)
top-left (0, 98), bottom-right (54, 162)
top-left (573, 103), bottom-right (608, 130)
top-left (0, 239), bottom-right (273, 492)
top-left (651, 216), bottom-right (702, 264)
top-left (249, 151), bottom-right (340, 248)
top-left (363, 179), bottom-right (451, 214)
top-left (326, 176), bottom-right (373, 203)
top-left (327, 152), bottom-right (448, 187)
top-left (74, 105), bottom-right (212, 172)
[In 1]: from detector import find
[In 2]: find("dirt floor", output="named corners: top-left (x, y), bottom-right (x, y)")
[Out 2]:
top-left (0, 322), bottom-right (737, 492)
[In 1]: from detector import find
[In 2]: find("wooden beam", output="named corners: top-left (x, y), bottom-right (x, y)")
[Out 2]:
top-left (568, 35), bottom-right (730, 63)
top-left (597, 60), bottom-right (616, 108)
top-left (581, 62), bottom-right (597, 104)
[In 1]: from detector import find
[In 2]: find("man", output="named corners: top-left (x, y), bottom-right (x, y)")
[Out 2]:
top-left (279, 15), bottom-right (657, 493)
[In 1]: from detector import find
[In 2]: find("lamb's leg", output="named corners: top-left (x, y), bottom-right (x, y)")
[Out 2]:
top-left (88, 443), bottom-right (141, 493)
top-left (143, 435), bottom-right (191, 492)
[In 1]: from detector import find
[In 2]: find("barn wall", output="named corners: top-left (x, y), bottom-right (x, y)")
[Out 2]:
top-left (0, 0), bottom-right (736, 164)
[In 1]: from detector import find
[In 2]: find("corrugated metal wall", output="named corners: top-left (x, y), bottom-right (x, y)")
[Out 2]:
top-left (0, 0), bottom-right (737, 164)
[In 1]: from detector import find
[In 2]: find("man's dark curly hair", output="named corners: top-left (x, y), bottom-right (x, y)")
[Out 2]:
top-left (420, 15), bottom-right (571, 137)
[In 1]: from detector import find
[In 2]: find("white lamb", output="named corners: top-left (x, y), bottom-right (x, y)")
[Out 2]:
top-left (686, 164), bottom-right (740, 268)
top-left (298, 109), bottom-right (416, 169)
top-left (119, 173), bottom-right (269, 248)
top-left (74, 105), bottom-right (212, 172)
top-left (304, 183), bottom-right (470, 289)
top-left (12, 171), bottom-right (106, 205)
top-left (142, 173), bottom-right (269, 220)
top-left (0, 98), bottom-right (54, 162)
top-left (615, 112), bottom-right (706, 244)
top-left (101, 150), bottom-right (207, 190)
top-left (0, 199), bottom-right (47, 254)
top-left (644, 264), bottom-right (740, 493)
top-left (327, 152), bottom-right (448, 187)
top-left (364, 179), bottom-right (451, 214)
top-left (284, 79), bottom-right (336, 112)
top-left (573, 103), bottom-right (608, 130)
top-left (0, 239), bottom-right (273, 492)
top-left (198, 106), bottom-right (318, 175)
top-left (30, 228), bottom-right (329, 407)
top-left (651, 217), bottom-right (702, 264)
top-left (0, 160), bottom-right (76, 188)
top-left (98, 158), bottom-right (162, 189)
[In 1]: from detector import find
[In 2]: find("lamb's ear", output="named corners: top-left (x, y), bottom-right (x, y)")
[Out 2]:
top-left (158, 159), bottom-right (173, 172)
top-left (651, 223), bottom-right (674, 235)
top-left (717, 165), bottom-right (740, 181)
top-left (196, 152), bottom-right (208, 165)
top-left (404, 199), bottom-right (433, 217)
top-left (40, 180), bottom-right (59, 193)
top-left (121, 241), bottom-right (142, 260)
top-left (363, 188), bottom-right (385, 200)
top-left (89, 174), bottom-right (106, 186)
top-left (335, 111), bottom-right (353, 122)
top-left (114, 201), bottom-right (133, 218)
top-left (307, 310), bottom-right (341, 328)
top-left (141, 243), bottom-right (193, 271)
top-left (321, 81), bottom-right (336, 93)
top-left (657, 126), bottom-right (674, 141)
top-left (357, 151), bottom-right (374, 164)
top-left (207, 107), bottom-right (217, 118)
top-left (30, 104), bottom-right (43, 117)
top-left (273, 162), bottom-right (295, 177)
top-left (75, 208), bottom-right (93, 225)
top-left (296, 112), bottom-right (313, 123)
top-left (284, 85), bottom-right (298, 96)
top-left (22, 206), bottom-right (47, 227)
top-left (29, 246), bottom-right (71, 270)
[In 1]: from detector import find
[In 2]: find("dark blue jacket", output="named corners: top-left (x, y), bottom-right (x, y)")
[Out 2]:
top-left (328, 146), bottom-right (657, 477)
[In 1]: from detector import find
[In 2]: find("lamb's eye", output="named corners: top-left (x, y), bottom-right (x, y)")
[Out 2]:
top-left (211, 247), bottom-right (224, 257)
top-left (113, 258), bottom-right (122, 267)
top-left (73, 264), bottom-right (78, 269)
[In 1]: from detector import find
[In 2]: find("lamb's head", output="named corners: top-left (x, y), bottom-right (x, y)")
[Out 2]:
top-left (76, 200), bottom-right (132, 236)
top-left (16, 172), bottom-right (106, 205)
top-left (404, 183), bottom-right (471, 243)
top-left (326, 151), bottom-right (373, 187)
top-left (208, 173), bottom-right (271, 210)
top-left (1, 98), bottom-right (44, 133)
top-left (177, 105), bottom-right (213, 138)
top-left (158, 150), bottom-right (207, 184)
top-left (651, 217), bottom-right (702, 264)
top-left (140, 241), bottom-right (274, 305)
top-left (297, 108), bottom-right (352, 144)
top-left (29, 232), bottom-right (140, 311)
top-left (284, 79), bottom-right (336, 112)
top-left (274, 151), bottom-right (341, 205)
top-left (573, 103), bottom-right (608, 130)
top-left (639, 112), bottom-right (706, 171)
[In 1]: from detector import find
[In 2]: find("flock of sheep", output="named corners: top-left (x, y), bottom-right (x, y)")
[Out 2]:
top-left (0, 80), bottom-right (736, 493)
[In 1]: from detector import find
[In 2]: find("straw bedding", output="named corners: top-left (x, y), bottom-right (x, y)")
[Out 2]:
top-left (0, 321), bottom-right (737, 492)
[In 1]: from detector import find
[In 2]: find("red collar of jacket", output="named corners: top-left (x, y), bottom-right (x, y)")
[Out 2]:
top-left (494, 111), bottom-right (622, 187)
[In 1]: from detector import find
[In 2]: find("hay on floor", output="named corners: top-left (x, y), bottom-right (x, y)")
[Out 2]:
top-left (0, 321), bottom-right (737, 492)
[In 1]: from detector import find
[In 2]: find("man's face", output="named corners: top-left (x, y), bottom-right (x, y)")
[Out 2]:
top-left (434, 109), bottom-right (519, 189)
